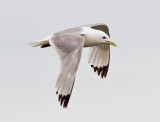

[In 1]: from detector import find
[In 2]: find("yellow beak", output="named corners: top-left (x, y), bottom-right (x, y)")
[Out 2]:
top-left (107, 41), bottom-right (117, 47)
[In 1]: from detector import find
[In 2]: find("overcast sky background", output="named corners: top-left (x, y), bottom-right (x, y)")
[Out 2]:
top-left (0, 0), bottom-right (160, 122)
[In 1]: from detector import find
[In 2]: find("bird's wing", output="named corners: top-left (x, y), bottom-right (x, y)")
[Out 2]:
top-left (88, 44), bottom-right (110, 78)
top-left (49, 33), bottom-right (85, 108)
top-left (87, 24), bottom-right (110, 78)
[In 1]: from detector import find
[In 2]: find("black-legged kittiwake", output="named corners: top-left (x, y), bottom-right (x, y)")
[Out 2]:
top-left (30, 23), bottom-right (117, 108)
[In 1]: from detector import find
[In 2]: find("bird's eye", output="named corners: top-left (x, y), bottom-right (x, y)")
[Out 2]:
top-left (103, 36), bottom-right (106, 39)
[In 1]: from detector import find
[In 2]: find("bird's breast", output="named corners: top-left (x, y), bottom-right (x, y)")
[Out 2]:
top-left (83, 35), bottom-right (101, 47)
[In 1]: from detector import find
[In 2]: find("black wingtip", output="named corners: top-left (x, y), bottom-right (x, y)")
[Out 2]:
top-left (56, 79), bottom-right (75, 108)
top-left (58, 94), bottom-right (62, 101)
top-left (58, 94), bottom-right (71, 108)
top-left (91, 65), bottom-right (109, 78)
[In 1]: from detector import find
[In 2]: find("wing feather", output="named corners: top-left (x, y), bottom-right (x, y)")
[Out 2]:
top-left (89, 44), bottom-right (110, 78)
top-left (49, 33), bottom-right (84, 108)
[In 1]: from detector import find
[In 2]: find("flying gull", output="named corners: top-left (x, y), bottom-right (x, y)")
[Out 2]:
top-left (30, 23), bottom-right (117, 108)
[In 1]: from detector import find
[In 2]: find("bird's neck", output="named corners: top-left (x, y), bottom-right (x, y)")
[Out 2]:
top-left (81, 27), bottom-right (102, 47)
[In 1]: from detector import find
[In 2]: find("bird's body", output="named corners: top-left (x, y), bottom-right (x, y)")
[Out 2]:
top-left (30, 23), bottom-right (117, 108)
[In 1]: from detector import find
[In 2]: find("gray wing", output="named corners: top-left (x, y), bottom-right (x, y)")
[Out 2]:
top-left (88, 44), bottom-right (110, 78)
top-left (85, 24), bottom-right (110, 78)
top-left (49, 33), bottom-right (85, 108)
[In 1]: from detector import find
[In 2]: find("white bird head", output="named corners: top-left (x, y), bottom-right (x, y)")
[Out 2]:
top-left (81, 27), bottom-right (117, 47)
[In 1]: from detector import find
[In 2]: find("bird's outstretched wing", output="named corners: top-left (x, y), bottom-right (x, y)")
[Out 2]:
top-left (88, 44), bottom-right (110, 78)
top-left (49, 33), bottom-right (85, 108)
top-left (86, 24), bottom-right (110, 78)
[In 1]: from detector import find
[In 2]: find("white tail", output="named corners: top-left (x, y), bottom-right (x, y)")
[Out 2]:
top-left (29, 34), bottom-right (52, 47)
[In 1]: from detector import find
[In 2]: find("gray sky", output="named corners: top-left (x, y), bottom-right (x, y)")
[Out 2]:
top-left (0, 0), bottom-right (160, 122)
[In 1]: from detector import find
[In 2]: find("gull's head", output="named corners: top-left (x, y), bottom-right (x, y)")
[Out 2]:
top-left (95, 30), bottom-right (117, 47)
top-left (81, 27), bottom-right (117, 47)
top-left (97, 30), bottom-right (110, 42)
